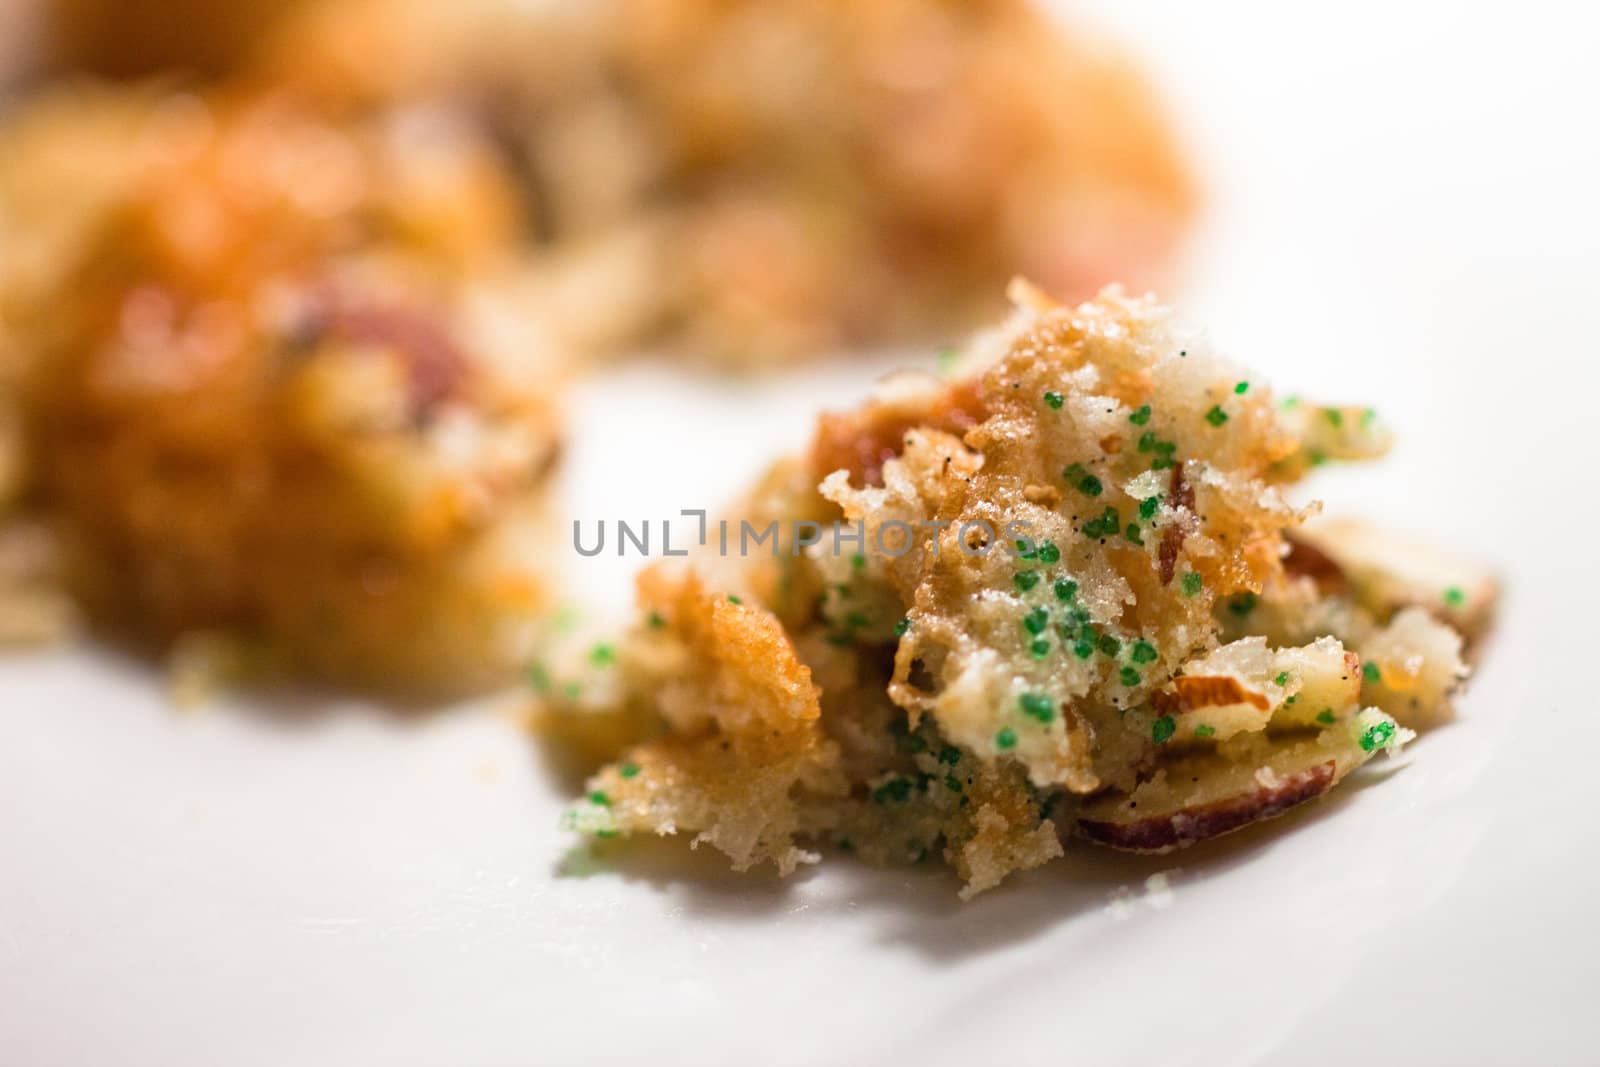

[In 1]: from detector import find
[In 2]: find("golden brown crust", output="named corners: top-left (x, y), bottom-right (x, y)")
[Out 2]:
top-left (567, 567), bottom-right (841, 874)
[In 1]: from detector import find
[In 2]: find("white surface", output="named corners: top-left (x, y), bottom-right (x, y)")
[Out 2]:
top-left (4, 2), bottom-right (1599, 1065)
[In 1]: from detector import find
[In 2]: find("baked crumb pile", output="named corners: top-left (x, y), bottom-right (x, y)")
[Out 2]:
top-left (538, 285), bottom-right (1495, 896)
top-left (245, 0), bottom-right (1197, 363)
top-left (0, 91), bottom-right (564, 692)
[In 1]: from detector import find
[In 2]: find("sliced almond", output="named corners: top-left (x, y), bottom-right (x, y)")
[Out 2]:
top-left (1159, 674), bottom-right (1271, 712)
top-left (1289, 517), bottom-right (1497, 642)
top-left (1074, 715), bottom-right (1401, 853)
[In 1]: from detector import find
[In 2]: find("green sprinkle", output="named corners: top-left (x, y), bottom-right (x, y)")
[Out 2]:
top-left (944, 774), bottom-right (964, 794)
top-left (1029, 639), bottom-right (1050, 660)
top-left (1227, 593), bottom-right (1258, 617)
top-left (1080, 474), bottom-right (1104, 497)
top-left (594, 829), bottom-right (619, 839)
top-left (844, 611), bottom-right (870, 631)
top-left (562, 681), bottom-right (582, 701)
top-left (1023, 612), bottom-right (1050, 642)
top-left (619, 762), bottom-right (640, 779)
top-left (589, 643), bottom-right (616, 667)
top-left (1015, 539), bottom-right (1037, 559)
top-left (1316, 710), bottom-right (1337, 725)
top-left (937, 346), bottom-right (961, 374)
top-left (1274, 671), bottom-right (1291, 687)
top-left (894, 617), bottom-right (911, 637)
top-left (588, 790), bottom-right (612, 808)
top-left (1362, 408), bottom-right (1378, 428)
top-left (1138, 496), bottom-right (1161, 521)
top-left (1235, 381), bottom-right (1250, 395)
top-left (872, 777), bottom-right (914, 805)
top-left (938, 745), bottom-right (963, 766)
top-left (1325, 409), bottom-right (1345, 428)
top-left (851, 552), bottom-right (866, 571)
top-left (1120, 667), bottom-right (1141, 687)
top-left (1129, 405), bottom-right (1153, 426)
top-left (905, 733), bottom-right (928, 754)
top-left (995, 727), bottom-right (1018, 750)
top-left (1205, 405), bottom-right (1229, 428)
top-left (1137, 431), bottom-right (1159, 453)
top-left (1014, 571), bottom-right (1041, 593)
top-left (1037, 540), bottom-right (1061, 564)
top-left (1282, 395), bottom-right (1302, 410)
top-left (1308, 449), bottom-right (1328, 467)
top-left (1098, 634), bottom-right (1122, 657)
top-left (1359, 720), bottom-right (1397, 752)
top-left (1363, 661), bottom-right (1382, 684)
top-left (646, 611), bottom-right (666, 630)
top-left (1073, 639), bottom-right (1095, 659)
top-left (1019, 692), bottom-right (1055, 723)
top-left (1124, 523), bottom-right (1144, 546)
top-left (1181, 571), bottom-right (1204, 597)
top-left (1131, 640), bottom-right (1158, 665)
top-left (728, 595), bottom-right (743, 605)
top-left (1194, 724), bottom-right (1216, 738)
top-left (1152, 715), bottom-right (1176, 744)
top-left (527, 662), bottom-right (551, 693)
top-left (1054, 578), bottom-right (1078, 602)
top-left (1443, 586), bottom-right (1466, 607)
top-left (1044, 390), bottom-right (1065, 410)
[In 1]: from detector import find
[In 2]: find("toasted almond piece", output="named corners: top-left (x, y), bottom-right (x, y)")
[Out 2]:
top-left (1074, 714), bottom-right (1402, 853)
top-left (1360, 607), bottom-right (1469, 729)
top-left (1162, 674), bottom-right (1272, 712)
top-left (1152, 638), bottom-right (1278, 741)
top-left (1151, 673), bottom-right (1272, 744)
top-left (1078, 758), bottom-right (1335, 852)
top-left (1269, 642), bottom-right (1362, 730)
top-left (1154, 635), bottom-right (1358, 741)
top-left (1289, 517), bottom-right (1497, 641)
top-left (1281, 533), bottom-right (1348, 592)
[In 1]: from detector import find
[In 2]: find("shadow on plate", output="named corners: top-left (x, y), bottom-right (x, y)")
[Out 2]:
top-left (548, 759), bottom-right (1409, 962)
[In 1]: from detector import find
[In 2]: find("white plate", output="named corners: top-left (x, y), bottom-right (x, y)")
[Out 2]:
top-left (4, 2), bottom-right (1598, 1064)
